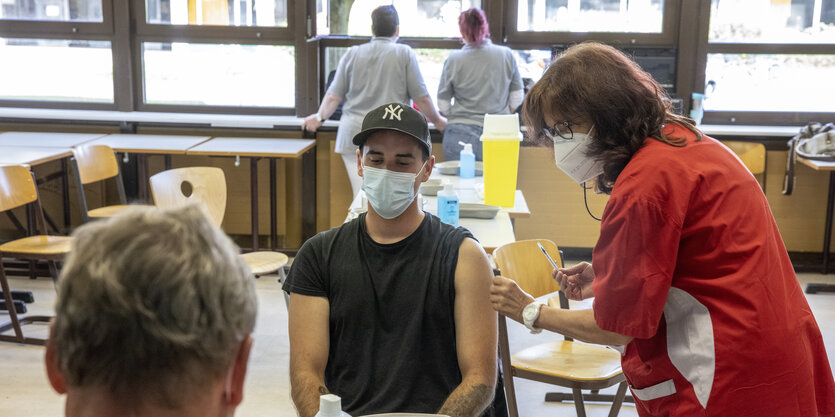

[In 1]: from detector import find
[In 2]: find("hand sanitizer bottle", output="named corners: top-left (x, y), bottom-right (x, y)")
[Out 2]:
top-left (437, 183), bottom-right (460, 227)
top-left (314, 394), bottom-right (351, 417)
top-left (459, 141), bottom-right (475, 178)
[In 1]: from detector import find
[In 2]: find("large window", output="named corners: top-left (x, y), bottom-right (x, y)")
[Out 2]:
top-left (145, 0), bottom-right (288, 26)
top-left (0, 0), bottom-right (104, 22)
top-left (317, 0), bottom-right (481, 37)
top-left (142, 42), bottom-right (294, 107)
top-left (517, 0), bottom-right (664, 33)
top-left (703, 0), bottom-right (835, 120)
top-left (0, 38), bottom-right (113, 103)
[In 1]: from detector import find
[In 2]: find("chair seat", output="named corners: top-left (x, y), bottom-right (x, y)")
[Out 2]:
top-left (512, 340), bottom-right (623, 381)
top-left (0, 235), bottom-right (72, 256)
top-left (241, 251), bottom-right (289, 275)
top-left (88, 204), bottom-right (152, 218)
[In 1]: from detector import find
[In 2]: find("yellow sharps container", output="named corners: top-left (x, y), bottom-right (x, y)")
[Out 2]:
top-left (480, 113), bottom-right (523, 207)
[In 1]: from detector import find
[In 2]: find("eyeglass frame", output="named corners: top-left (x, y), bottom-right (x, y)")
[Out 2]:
top-left (543, 120), bottom-right (574, 143)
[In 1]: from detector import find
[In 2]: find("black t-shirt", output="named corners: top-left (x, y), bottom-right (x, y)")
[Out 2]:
top-left (284, 213), bottom-right (474, 415)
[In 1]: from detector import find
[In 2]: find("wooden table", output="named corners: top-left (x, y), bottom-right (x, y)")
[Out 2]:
top-left (186, 137), bottom-right (316, 251)
top-left (85, 134), bottom-right (212, 200)
top-left (799, 157), bottom-right (835, 293)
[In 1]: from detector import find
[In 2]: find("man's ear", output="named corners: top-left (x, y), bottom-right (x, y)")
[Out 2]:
top-left (44, 321), bottom-right (67, 394)
top-left (356, 149), bottom-right (363, 177)
top-left (420, 155), bottom-right (435, 182)
top-left (224, 335), bottom-right (254, 407)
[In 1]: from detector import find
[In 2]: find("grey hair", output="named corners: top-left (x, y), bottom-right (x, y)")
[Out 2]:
top-left (52, 205), bottom-right (257, 409)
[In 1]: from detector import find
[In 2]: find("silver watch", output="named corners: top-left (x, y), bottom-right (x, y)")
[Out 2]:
top-left (522, 302), bottom-right (544, 334)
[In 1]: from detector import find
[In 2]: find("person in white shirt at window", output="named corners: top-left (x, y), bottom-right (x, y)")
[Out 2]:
top-left (302, 5), bottom-right (447, 196)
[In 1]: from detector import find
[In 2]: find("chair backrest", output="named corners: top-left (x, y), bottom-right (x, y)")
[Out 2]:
top-left (149, 167), bottom-right (227, 227)
top-left (724, 141), bottom-right (766, 175)
top-left (72, 144), bottom-right (120, 185)
top-left (0, 164), bottom-right (37, 213)
top-left (493, 239), bottom-right (562, 299)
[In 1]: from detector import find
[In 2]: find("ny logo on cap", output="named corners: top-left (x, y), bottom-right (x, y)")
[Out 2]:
top-left (382, 104), bottom-right (403, 121)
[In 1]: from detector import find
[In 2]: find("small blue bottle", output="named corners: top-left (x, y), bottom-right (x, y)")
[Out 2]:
top-left (459, 141), bottom-right (475, 178)
top-left (437, 184), bottom-right (459, 227)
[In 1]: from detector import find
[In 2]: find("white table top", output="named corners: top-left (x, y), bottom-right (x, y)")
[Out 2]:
top-left (0, 146), bottom-right (72, 165)
top-left (0, 131), bottom-right (106, 148)
top-left (429, 172), bottom-right (530, 218)
top-left (186, 137), bottom-right (315, 158)
top-left (85, 134), bottom-right (212, 154)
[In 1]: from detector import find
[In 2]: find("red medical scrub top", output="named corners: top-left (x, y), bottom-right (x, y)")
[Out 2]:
top-left (592, 124), bottom-right (835, 416)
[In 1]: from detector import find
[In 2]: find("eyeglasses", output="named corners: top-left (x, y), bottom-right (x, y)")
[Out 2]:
top-left (543, 121), bottom-right (574, 143)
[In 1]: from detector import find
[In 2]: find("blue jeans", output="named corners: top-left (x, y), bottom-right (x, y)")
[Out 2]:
top-left (442, 123), bottom-right (484, 161)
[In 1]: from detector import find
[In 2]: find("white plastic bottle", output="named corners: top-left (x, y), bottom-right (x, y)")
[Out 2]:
top-left (314, 394), bottom-right (351, 417)
top-left (458, 141), bottom-right (476, 178)
top-left (437, 183), bottom-right (460, 227)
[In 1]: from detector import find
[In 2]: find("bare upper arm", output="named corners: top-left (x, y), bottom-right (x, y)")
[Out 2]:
top-left (453, 238), bottom-right (498, 384)
top-left (288, 293), bottom-right (330, 376)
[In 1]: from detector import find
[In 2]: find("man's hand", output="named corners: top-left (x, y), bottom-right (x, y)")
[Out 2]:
top-left (301, 114), bottom-right (324, 133)
top-left (489, 276), bottom-right (535, 324)
top-left (553, 262), bottom-right (595, 301)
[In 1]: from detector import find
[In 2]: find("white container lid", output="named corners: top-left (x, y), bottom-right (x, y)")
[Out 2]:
top-left (319, 394), bottom-right (342, 416)
top-left (480, 113), bottom-right (522, 142)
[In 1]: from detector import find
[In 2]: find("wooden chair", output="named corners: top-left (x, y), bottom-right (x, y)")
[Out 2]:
top-left (724, 141), bottom-right (767, 190)
top-left (493, 239), bottom-right (629, 417)
top-left (71, 144), bottom-right (135, 222)
top-left (0, 164), bottom-right (72, 345)
top-left (149, 167), bottom-right (289, 280)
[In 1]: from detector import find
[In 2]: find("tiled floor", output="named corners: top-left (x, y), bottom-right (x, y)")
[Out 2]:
top-left (1, 268), bottom-right (834, 417)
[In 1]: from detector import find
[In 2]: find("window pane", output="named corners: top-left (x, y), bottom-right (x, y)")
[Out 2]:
top-left (145, 0), bottom-right (288, 27)
top-left (0, 38), bottom-right (112, 103)
top-left (517, 0), bottom-right (663, 33)
top-left (704, 53), bottom-right (835, 112)
top-left (317, 0), bottom-right (481, 37)
top-left (0, 0), bottom-right (102, 22)
top-left (143, 42), bottom-right (294, 107)
top-left (709, 0), bottom-right (835, 43)
top-left (514, 49), bottom-right (551, 84)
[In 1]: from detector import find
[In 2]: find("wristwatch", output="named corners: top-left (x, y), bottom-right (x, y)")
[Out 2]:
top-left (522, 301), bottom-right (545, 334)
top-left (314, 113), bottom-right (324, 123)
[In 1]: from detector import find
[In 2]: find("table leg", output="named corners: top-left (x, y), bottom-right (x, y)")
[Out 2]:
top-left (61, 158), bottom-right (70, 231)
top-left (138, 154), bottom-right (149, 203)
top-left (301, 148), bottom-right (316, 241)
top-left (164, 155), bottom-right (172, 171)
top-left (806, 171), bottom-right (835, 294)
top-left (250, 157), bottom-right (261, 251)
top-left (823, 171), bottom-right (835, 274)
top-left (270, 158), bottom-right (277, 250)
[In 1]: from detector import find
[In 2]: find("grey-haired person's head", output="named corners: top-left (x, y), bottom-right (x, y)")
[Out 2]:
top-left (47, 205), bottom-right (256, 411)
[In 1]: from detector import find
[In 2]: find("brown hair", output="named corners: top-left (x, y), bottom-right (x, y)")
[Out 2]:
top-left (523, 42), bottom-right (701, 194)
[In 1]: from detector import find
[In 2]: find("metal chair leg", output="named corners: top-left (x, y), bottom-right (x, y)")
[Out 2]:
top-left (607, 382), bottom-right (629, 417)
top-left (572, 388), bottom-right (587, 417)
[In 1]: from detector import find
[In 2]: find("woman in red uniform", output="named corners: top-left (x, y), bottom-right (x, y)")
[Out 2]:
top-left (489, 42), bottom-right (835, 416)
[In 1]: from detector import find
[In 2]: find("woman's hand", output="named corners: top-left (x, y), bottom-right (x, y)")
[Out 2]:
top-left (554, 262), bottom-right (595, 301)
top-left (489, 276), bottom-right (535, 323)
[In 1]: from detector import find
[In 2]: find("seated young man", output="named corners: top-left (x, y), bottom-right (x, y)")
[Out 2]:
top-left (285, 102), bottom-right (498, 417)
top-left (45, 205), bottom-right (257, 417)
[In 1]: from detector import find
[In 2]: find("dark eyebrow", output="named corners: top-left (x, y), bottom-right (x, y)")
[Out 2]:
top-left (395, 153), bottom-right (416, 159)
top-left (366, 150), bottom-right (384, 156)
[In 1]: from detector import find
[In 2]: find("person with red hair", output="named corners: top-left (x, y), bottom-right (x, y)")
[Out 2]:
top-left (437, 8), bottom-right (523, 161)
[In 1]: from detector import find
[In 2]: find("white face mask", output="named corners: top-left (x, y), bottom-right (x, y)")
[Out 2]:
top-left (553, 127), bottom-right (604, 184)
top-left (361, 163), bottom-right (426, 219)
